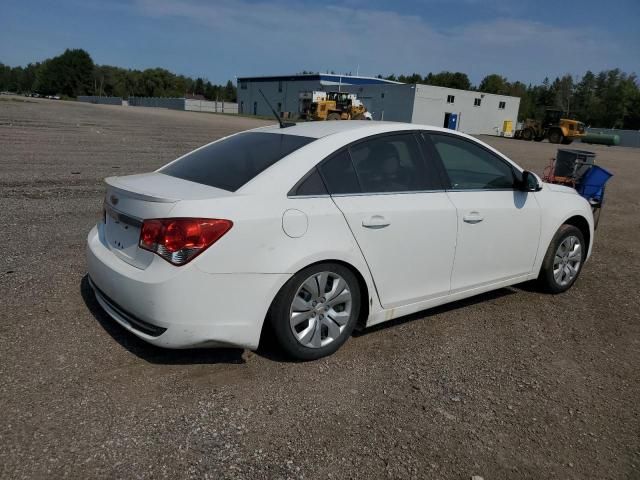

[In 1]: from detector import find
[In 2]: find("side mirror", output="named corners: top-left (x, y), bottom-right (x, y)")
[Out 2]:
top-left (520, 171), bottom-right (542, 192)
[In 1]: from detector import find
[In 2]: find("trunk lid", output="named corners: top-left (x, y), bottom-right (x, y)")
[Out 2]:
top-left (103, 173), bottom-right (232, 269)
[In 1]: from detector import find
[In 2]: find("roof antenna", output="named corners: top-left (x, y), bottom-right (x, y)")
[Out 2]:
top-left (258, 89), bottom-right (295, 128)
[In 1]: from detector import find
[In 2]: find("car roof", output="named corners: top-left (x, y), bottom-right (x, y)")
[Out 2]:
top-left (238, 121), bottom-right (524, 195)
top-left (254, 120), bottom-right (405, 139)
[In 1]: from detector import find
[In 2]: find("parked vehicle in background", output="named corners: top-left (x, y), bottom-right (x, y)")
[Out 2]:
top-left (87, 121), bottom-right (594, 360)
top-left (515, 109), bottom-right (586, 144)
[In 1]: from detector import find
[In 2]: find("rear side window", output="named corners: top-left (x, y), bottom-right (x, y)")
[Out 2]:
top-left (349, 134), bottom-right (435, 193)
top-left (292, 169), bottom-right (327, 196)
top-left (319, 150), bottom-right (361, 194)
top-left (429, 134), bottom-right (515, 190)
top-left (160, 132), bottom-right (315, 191)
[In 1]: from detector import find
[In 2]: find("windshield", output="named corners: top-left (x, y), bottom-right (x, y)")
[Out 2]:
top-left (160, 132), bottom-right (315, 191)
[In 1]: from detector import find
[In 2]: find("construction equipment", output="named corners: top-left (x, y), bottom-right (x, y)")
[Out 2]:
top-left (514, 109), bottom-right (586, 144)
top-left (299, 91), bottom-right (370, 121)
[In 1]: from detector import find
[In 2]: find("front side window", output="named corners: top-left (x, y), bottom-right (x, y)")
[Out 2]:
top-left (429, 134), bottom-right (515, 190)
top-left (161, 132), bottom-right (314, 191)
top-left (349, 134), bottom-right (435, 193)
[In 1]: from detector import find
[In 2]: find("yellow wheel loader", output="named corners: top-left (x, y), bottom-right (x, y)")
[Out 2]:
top-left (514, 109), bottom-right (586, 144)
top-left (299, 91), bottom-right (370, 121)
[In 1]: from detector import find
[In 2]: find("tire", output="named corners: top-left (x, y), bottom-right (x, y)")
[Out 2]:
top-left (522, 128), bottom-right (534, 141)
top-left (327, 112), bottom-right (341, 121)
top-left (268, 263), bottom-right (361, 360)
top-left (538, 224), bottom-right (585, 293)
top-left (548, 129), bottom-right (563, 144)
top-left (534, 136), bottom-right (544, 142)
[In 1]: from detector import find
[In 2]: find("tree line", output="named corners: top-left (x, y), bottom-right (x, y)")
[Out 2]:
top-left (2, 48), bottom-right (638, 128)
top-left (379, 70), bottom-right (640, 129)
top-left (0, 49), bottom-right (237, 102)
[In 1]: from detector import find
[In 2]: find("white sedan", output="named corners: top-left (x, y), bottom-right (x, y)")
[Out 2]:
top-left (87, 121), bottom-right (593, 360)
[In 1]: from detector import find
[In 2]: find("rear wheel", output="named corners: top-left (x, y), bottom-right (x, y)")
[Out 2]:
top-left (548, 129), bottom-right (563, 144)
top-left (327, 112), bottom-right (341, 121)
top-left (269, 263), bottom-right (360, 360)
top-left (538, 224), bottom-right (585, 293)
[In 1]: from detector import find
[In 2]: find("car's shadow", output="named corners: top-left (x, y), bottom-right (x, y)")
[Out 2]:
top-left (352, 286), bottom-right (520, 337)
top-left (82, 275), bottom-right (536, 364)
top-left (80, 275), bottom-right (246, 365)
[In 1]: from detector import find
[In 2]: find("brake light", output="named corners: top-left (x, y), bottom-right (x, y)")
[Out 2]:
top-left (139, 218), bottom-right (233, 266)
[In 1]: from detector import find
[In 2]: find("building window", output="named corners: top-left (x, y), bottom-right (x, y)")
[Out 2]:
top-left (474, 98), bottom-right (481, 107)
top-left (277, 102), bottom-right (281, 113)
top-left (278, 80), bottom-right (283, 93)
top-left (381, 93), bottom-right (385, 99)
top-left (240, 81), bottom-right (247, 90)
top-left (498, 101), bottom-right (506, 109)
top-left (447, 95), bottom-right (455, 104)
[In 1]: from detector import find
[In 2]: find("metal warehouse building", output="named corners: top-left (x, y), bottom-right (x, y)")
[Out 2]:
top-left (237, 74), bottom-right (520, 135)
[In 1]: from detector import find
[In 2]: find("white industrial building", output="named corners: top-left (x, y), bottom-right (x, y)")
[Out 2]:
top-left (237, 74), bottom-right (520, 135)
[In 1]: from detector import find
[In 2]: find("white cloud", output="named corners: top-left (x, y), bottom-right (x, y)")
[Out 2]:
top-left (134, 0), bottom-right (632, 84)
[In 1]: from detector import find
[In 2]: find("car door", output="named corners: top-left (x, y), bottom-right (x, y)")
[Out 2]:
top-left (318, 132), bottom-right (458, 309)
top-left (425, 132), bottom-right (541, 293)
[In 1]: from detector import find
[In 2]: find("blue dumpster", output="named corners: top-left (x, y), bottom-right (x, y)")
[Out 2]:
top-left (576, 165), bottom-right (613, 202)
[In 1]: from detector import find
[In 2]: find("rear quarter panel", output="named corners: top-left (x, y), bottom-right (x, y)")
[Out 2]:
top-left (168, 194), bottom-right (379, 305)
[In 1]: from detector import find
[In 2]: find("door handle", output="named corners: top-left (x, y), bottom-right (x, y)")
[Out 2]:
top-left (362, 215), bottom-right (390, 229)
top-left (463, 212), bottom-right (484, 224)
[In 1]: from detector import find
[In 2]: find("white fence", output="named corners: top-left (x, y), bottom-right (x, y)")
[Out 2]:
top-left (185, 99), bottom-right (238, 114)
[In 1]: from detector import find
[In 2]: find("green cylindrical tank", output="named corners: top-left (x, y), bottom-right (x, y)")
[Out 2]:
top-left (581, 133), bottom-right (620, 146)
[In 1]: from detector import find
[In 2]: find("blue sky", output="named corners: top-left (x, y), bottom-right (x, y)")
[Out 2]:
top-left (1, 0), bottom-right (638, 85)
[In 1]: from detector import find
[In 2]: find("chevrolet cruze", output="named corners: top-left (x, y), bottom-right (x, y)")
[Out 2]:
top-left (87, 121), bottom-right (593, 360)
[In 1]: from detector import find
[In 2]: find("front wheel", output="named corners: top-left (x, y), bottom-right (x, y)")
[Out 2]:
top-left (538, 225), bottom-right (585, 293)
top-left (269, 263), bottom-right (361, 360)
top-left (548, 129), bottom-right (563, 144)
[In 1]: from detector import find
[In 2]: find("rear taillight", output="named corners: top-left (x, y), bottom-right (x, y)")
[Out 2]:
top-left (139, 218), bottom-right (233, 266)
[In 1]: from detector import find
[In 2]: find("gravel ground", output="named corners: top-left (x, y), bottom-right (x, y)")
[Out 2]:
top-left (1, 97), bottom-right (639, 480)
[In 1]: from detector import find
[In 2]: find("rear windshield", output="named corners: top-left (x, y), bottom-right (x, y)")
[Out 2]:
top-left (160, 132), bottom-right (315, 191)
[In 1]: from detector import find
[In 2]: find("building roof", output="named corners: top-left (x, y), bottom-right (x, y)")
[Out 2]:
top-left (237, 73), bottom-right (402, 86)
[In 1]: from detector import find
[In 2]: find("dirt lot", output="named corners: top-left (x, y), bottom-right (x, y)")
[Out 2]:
top-left (1, 97), bottom-right (639, 480)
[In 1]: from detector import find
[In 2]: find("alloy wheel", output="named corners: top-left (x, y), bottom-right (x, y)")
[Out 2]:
top-left (553, 235), bottom-right (582, 286)
top-left (289, 271), bottom-right (352, 348)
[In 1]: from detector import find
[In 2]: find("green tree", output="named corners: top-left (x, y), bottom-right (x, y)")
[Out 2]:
top-left (34, 48), bottom-right (94, 96)
top-left (478, 74), bottom-right (509, 94)
top-left (223, 80), bottom-right (236, 101)
top-left (194, 77), bottom-right (204, 95)
top-left (424, 71), bottom-right (472, 90)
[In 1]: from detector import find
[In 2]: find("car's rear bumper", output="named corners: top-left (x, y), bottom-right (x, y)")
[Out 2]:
top-left (86, 224), bottom-right (290, 349)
